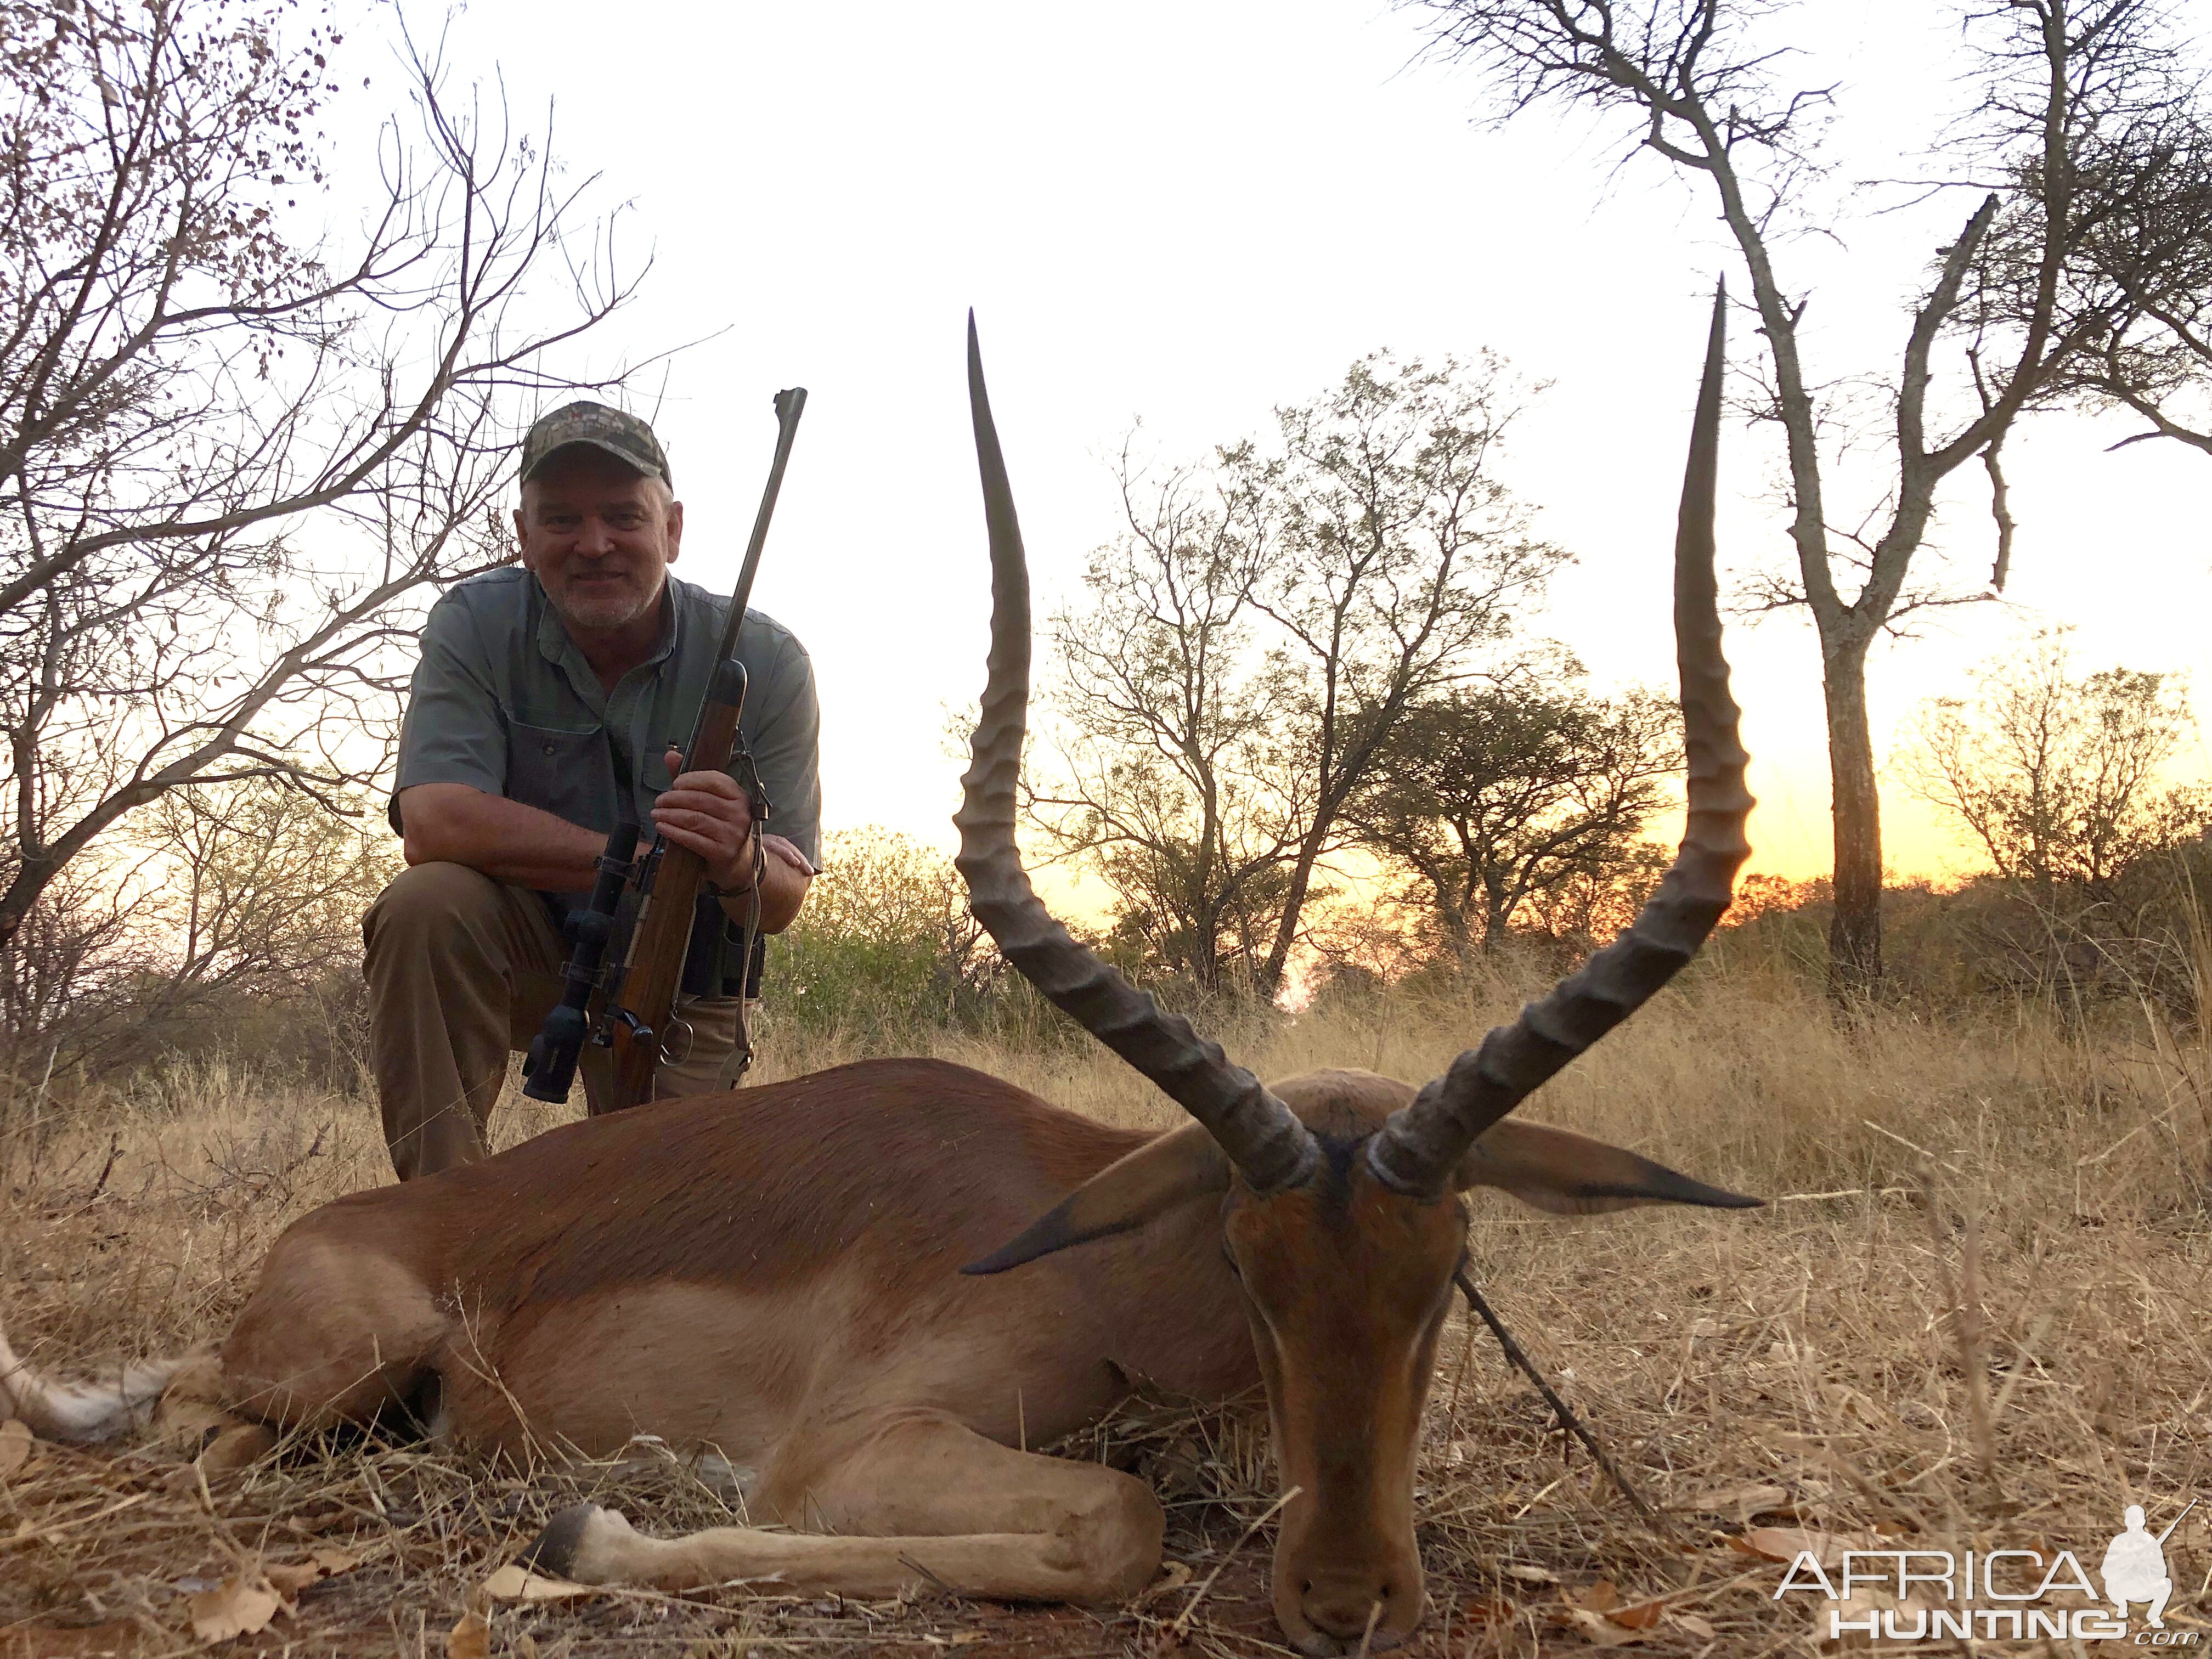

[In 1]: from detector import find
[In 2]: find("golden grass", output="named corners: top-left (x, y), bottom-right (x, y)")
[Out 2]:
top-left (2, 965), bottom-right (2208, 1656)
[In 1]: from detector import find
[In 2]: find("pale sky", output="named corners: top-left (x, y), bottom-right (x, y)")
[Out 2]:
top-left (356, 0), bottom-right (2210, 884)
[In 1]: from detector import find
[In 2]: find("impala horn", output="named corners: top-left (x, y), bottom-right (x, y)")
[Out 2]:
top-left (1366, 285), bottom-right (1754, 1203)
top-left (955, 315), bottom-right (1322, 1195)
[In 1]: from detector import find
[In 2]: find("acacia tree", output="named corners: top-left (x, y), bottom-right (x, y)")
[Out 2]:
top-left (0, 0), bottom-right (644, 1057)
top-left (1406, 0), bottom-right (2177, 992)
top-left (1036, 354), bottom-right (1563, 994)
top-left (1346, 676), bottom-right (1683, 962)
top-left (2002, 100), bottom-right (2212, 456)
top-left (1243, 352), bottom-right (1562, 995)
top-left (1900, 631), bottom-right (2207, 894)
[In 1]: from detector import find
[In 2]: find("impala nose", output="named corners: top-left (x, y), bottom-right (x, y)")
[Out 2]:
top-left (1298, 1568), bottom-right (1420, 1652)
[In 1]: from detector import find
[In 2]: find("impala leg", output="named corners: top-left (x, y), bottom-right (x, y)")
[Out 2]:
top-left (521, 1410), bottom-right (1164, 1604)
top-left (213, 1241), bottom-right (450, 1435)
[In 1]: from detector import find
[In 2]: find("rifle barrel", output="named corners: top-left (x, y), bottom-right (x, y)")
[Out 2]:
top-left (2155, 1496), bottom-right (2197, 1545)
top-left (716, 387), bottom-right (808, 666)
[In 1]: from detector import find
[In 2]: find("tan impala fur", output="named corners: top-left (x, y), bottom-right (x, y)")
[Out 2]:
top-left (0, 1063), bottom-right (1733, 1623)
top-left (2, 304), bottom-right (1756, 1655)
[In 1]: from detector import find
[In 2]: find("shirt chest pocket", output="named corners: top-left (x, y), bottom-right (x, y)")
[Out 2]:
top-left (505, 720), bottom-right (618, 828)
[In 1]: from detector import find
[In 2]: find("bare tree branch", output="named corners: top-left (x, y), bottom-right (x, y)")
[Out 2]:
top-left (0, 0), bottom-right (659, 1056)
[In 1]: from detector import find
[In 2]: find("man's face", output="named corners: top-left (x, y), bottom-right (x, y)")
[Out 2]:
top-left (515, 447), bottom-right (684, 636)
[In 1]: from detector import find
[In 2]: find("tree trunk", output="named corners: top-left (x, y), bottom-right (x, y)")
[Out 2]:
top-left (1257, 841), bottom-right (1323, 999)
top-left (1822, 637), bottom-right (1883, 996)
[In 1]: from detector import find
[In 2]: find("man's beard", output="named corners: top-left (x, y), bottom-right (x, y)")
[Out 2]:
top-left (551, 569), bottom-right (660, 633)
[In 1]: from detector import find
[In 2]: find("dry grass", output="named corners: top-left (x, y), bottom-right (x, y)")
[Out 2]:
top-left (3, 964), bottom-right (2209, 1656)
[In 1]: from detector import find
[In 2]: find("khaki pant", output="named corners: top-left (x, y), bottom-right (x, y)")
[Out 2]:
top-left (363, 861), bottom-right (752, 1181)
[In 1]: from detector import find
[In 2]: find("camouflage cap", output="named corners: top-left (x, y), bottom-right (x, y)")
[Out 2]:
top-left (519, 402), bottom-right (673, 489)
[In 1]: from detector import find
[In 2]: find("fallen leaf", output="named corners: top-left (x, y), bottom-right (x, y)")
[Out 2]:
top-left (1504, 1563), bottom-right (1560, 1584)
top-left (1460, 1597), bottom-right (1514, 1624)
top-left (1568, 1581), bottom-right (1623, 1614)
top-left (481, 1564), bottom-right (596, 1602)
top-left (1675, 1482), bottom-right (1791, 1519)
top-left (1729, 1526), bottom-right (1870, 1566)
top-left (264, 1561), bottom-right (323, 1596)
top-left (447, 1610), bottom-right (490, 1659)
top-left (263, 1549), bottom-right (358, 1597)
top-left (1562, 1606), bottom-right (1647, 1647)
top-left (0, 1419), bottom-right (30, 1479)
top-left (189, 1573), bottom-right (287, 1642)
top-left (1675, 1612), bottom-right (1716, 1639)
top-left (1609, 1599), bottom-right (1667, 1630)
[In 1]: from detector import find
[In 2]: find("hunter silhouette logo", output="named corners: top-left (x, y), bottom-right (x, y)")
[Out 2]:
top-left (2104, 1500), bottom-right (2193, 1629)
top-left (1771, 1498), bottom-right (2200, 1644)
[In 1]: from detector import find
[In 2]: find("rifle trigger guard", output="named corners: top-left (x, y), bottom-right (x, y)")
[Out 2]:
top-left (660, 1014), bottom-right (695, 1066)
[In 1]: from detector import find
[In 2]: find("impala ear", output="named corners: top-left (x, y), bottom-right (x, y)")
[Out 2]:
top-left (1454, 1120), bottom-right (1762, 1216)
top-left (963, 1122), bottom-right (1232, 1275)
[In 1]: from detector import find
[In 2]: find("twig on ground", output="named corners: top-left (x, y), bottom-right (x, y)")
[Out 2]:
top-left (1454, 1271), bottom-right (1674, 1538)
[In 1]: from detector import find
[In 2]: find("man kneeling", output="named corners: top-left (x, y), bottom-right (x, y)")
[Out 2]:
top-left (368, 403), bottom-right (821, 1180)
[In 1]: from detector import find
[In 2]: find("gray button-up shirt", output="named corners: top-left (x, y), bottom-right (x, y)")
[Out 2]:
top-left (390, 567), bottom-right (821, 887)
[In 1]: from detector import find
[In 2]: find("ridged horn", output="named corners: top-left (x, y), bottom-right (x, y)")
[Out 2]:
top-left (955, 314), bottom-right (1322, 1195)
top-left (1365, 285), bottom-right (1753, 1203)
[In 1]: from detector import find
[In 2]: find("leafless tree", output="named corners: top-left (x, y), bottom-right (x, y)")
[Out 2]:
top-left (1346, 675), bottom-right (1683, 963)
top-left (1404, 0), bottom-right (2176, 993)
top-left (0, 0), bottom-right (648, 1058)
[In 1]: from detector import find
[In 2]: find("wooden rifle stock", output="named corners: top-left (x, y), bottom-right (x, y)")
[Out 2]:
top-left (600, 659), bottom-right (749, 1113)
top-left (591, 385), bottom-right (805, 1113)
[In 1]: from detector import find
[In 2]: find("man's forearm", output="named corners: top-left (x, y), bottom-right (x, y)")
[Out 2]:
top-left (715, 844), bottom-right (810, 935)
top-left (403, 783), bottom-right (812, 930)
top-left (398, 783), bottom-right (606, 890)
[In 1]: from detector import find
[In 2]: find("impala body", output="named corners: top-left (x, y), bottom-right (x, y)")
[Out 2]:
top-left (0, 303), bottom-right (1753, 1654)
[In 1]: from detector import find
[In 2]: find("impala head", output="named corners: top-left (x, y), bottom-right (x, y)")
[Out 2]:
top-left (955, 299), bottom-right (1757, 1654)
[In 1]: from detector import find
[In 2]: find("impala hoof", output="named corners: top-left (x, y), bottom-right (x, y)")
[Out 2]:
top-left (517, 1502), bottom-right (604, 1579)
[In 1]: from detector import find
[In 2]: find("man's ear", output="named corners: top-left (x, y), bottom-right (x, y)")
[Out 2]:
top-left (1454, 1120), bottom-right (1762, 1215)
top-left (664, 498), bottom-right (684, 563)
top-left (963, 1122), bottom-right (1231, 1275)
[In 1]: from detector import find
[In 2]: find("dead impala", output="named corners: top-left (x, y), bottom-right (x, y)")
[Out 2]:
top-left (1, 299), bottom-right (1754, 1655)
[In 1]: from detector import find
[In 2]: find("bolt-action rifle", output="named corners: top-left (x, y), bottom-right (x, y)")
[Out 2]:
top-left (521, 387), bottom-right (807, 1114)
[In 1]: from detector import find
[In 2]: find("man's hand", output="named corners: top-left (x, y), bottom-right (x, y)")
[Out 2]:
top-left (653, 746), bottom-right (756, 891)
